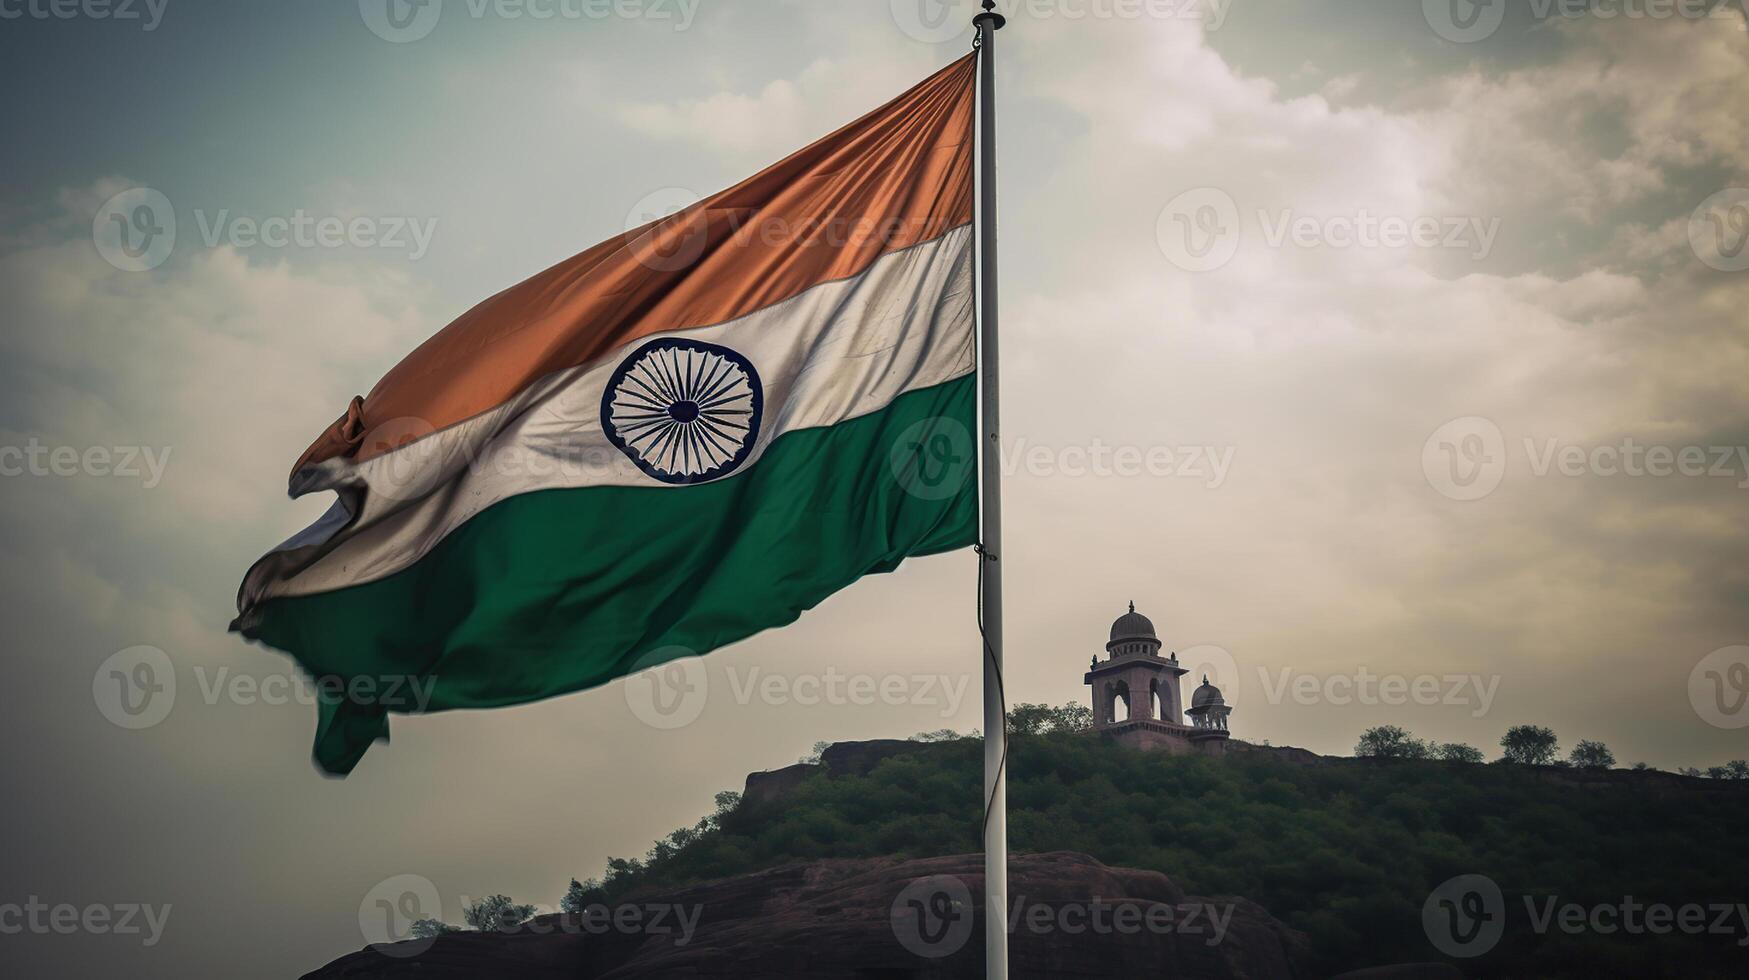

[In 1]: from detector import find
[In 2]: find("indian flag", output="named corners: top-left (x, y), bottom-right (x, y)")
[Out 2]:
top-left (233, 55), bottom-right (980, 774)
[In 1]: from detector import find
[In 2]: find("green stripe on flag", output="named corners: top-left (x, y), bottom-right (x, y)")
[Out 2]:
top-left (243, 374), bottom-right (977, 774)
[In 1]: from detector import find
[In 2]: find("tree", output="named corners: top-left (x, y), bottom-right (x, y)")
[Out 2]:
top-left (647, 824), bottom-right (705, 867)
top-left (1053, 702), bottom-right (1093, 732)
top-left (1725, 760), bottom-right (1749, 780)
top-left (1008, 701), bottom-right (1094, 735)
top-left (560, 878), bottom-right (602, 915)
top-left (1355, 725), bottom-right (1432, 759)
top-left (463, 895), bottom-right (537, 933)
top-left (410, 918), bottom-right (460, 939)
top-left (603, 856), bottom-right (644, 890)
top-left (799, 740), bottom-right (831, 764)
top-left (1500, 725), bottom-right (1558, 765)
top-left (1568, 740), bottom-right (1615, 769)
top-left (1436, 742), bottom-right (1484, 764)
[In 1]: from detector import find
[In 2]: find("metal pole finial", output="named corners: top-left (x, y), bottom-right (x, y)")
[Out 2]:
top-left (974, 0), bottom-right (1006, 30)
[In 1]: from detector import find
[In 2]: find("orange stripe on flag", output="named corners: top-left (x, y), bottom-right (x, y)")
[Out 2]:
top-left (294, 54), bottom-right (976, 478)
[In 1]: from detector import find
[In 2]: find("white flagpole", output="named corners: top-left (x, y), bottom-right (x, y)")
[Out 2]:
top-left (973, 3), bottom-right (1008, 979)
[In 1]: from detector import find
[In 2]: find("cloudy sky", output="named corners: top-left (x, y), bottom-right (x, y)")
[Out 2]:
top-left (2, 0), bottom-right (1747, 975)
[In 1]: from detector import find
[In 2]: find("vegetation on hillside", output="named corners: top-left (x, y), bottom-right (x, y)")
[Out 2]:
top-left (562, 711), bottom-right (1748, 976)
top-left (422, 707), bottom-right (1747, 976)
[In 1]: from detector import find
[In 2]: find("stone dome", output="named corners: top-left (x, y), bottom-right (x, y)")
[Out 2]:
top-left (1108, 601), bottom-right (1158, 645)
top-left (1191, 675), bottom-right (1225, 708)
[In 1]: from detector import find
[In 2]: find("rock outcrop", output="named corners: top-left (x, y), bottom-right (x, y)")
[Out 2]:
top-left (820, 737), bottom-right (934, 775)
top-left (741, 739), bottom-right (937, 805)
top-left (740, 761), bottom-right (819, 806)
top-left (305, 851), bottom-right (1313, 979)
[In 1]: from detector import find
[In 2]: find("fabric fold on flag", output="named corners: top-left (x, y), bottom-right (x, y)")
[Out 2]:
top-left (233, 54), bottom-right (980, 775)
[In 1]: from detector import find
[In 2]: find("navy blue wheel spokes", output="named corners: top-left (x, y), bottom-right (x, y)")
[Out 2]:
top-left (602, 338), bottom-right (764, 484)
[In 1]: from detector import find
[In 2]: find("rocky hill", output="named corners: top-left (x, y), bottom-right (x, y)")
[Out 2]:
top-left (306, 851), bottom-right (1321, 979)
top-left (305, 735), bottom-right (1749, 978)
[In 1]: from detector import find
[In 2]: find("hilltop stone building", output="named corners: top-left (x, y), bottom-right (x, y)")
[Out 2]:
top-left (1084, 603), bottom-right (1232, 755)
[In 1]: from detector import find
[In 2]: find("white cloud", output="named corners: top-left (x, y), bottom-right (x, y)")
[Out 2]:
top-left (1421, 14), bottom-right (1749, 222)
top-left (609, 51), bottom-right (950, 162)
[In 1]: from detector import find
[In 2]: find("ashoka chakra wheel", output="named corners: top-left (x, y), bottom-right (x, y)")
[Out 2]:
top-left (601, 338), bottom-right (764, 484)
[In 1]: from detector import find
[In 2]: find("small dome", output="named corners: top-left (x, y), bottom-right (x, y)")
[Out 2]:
top-left (1109, 601), bottom-right (1158, 644)
top-left (1191, 675), bottom-right (1225, 708)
